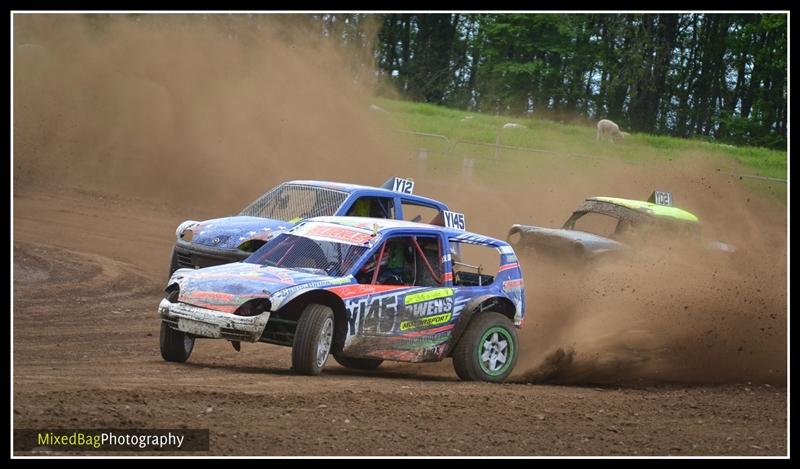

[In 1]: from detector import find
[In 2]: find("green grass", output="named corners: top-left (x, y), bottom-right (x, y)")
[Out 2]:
top-left (373, 97), bottom-right (787, 180)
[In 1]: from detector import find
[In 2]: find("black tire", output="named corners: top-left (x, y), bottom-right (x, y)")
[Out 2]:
top-left (333, 355), bottom-right (384, 371)
top-left (168, 246), bottom-right (179, 278)
top-left (452, 312), bottom-right (518, 382)
top-left (292, 304), bottom-right (335, 375)
top-left (160, 321), bottom-right (195, 363)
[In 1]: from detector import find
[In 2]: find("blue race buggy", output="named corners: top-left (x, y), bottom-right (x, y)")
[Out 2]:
top-left (170, 177), bottom-right (450, 275)
top-left (159, 213), bottom-right (525, 382)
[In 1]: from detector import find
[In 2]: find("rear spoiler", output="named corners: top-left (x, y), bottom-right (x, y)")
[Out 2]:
top-left (381, 177), bottom-right (415, 195)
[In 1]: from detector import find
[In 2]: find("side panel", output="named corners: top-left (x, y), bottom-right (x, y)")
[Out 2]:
top-left (323, 233), bottom-right (525, 364)
top-left (335, 285), bottom-right (462, 362)
top-left (497, 245), bottom-right (526, 324)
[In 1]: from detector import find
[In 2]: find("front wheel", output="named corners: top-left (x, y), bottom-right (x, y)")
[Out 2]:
top-left (452, 312), bottom-right (518, 382)
top-left (292, 304), bottom-right (335, 375)
top-left (160, 322), bottom-right (195, 362)
top-left (333, 355), bottom-right (383, 371)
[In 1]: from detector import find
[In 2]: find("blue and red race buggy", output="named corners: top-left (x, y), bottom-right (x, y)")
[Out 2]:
top-left (158, 214), bottom-right (525, 382)
top-left (170, 177), bottom-right (450, 275)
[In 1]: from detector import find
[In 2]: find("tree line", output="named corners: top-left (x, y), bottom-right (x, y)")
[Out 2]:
top-left (75, 13), bottom-right (787, 150)
top-left (317, 13), bottom-right (786, 150)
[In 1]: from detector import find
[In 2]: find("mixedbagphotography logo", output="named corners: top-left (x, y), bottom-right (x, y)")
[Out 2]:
top-left (14, 429), bottom-right (209, 452)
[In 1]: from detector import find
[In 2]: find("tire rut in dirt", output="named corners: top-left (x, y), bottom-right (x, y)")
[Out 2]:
top-left (333, 355), bottom-right (383, 371)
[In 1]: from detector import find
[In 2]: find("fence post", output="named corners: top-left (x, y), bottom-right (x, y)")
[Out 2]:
top-left (462, 157), bottom-right (475, 179)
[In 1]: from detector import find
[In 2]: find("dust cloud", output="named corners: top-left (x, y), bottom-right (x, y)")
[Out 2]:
top-left (13, 14), bottom-right (787, 386)
top-left (399, 158), bottom-right (786, 386)
top-left (13, 14), bottom-right (414, 214)
top-left (495, 161), bottom-right (787, 386)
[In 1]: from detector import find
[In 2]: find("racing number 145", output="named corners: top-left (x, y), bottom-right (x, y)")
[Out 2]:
top-left (443, 211), bottom-right (466, 231)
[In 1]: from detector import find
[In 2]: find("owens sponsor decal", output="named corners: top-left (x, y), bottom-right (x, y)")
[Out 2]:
top-left (404, 296), bottom-right (454, 318)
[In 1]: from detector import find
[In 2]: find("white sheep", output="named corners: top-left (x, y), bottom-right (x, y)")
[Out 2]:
top-left (596, 119), bottom-right (629, 143)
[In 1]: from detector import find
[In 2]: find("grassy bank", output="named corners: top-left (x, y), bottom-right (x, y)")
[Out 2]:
top-left (373, 97), bottom-right (787, 181)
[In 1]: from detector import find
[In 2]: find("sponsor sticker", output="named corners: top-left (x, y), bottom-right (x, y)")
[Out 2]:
top-left (400, 313), bottom-right (452, 331)
top-left (303, 224), bottom-right (373, 245)
top-left (498, 262), bottom-right (519, 272)
top-left (404, 288), bottom-right (454, 305)
top-left (502, 278), bottom-right (524, 292)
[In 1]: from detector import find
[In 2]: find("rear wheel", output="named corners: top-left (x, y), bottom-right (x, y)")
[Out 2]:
top-left (160, 322), bottom-right (195, 363)
top-left (292, 304), bottom-right (335, 375)
top-left (452, 312), bottom-right (518, 382)
top-left (333, 355), bottom-right (383, 371)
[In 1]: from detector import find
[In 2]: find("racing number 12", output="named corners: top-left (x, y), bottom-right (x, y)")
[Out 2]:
top-left (392, 178), bottom-right (415, 195)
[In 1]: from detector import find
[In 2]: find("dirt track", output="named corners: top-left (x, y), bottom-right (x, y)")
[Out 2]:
top-left (12, 15), bottom-right (788, 456)
top-left (12, 187), bottom-right (787, 456)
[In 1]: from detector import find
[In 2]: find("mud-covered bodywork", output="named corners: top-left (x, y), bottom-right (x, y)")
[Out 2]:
top-left (171, 178), bottom-right (450, 273)
top-left (507, 224), bottom-right (625, 260)
top-left (160, 216), bottom-right (525, 364)
top-left (507, 195), bottom-right (721, 260)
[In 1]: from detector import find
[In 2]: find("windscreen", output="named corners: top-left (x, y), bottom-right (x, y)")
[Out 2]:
top-left (567, 211), bottom-right (622, 238)
top-left (239, 183), bottom-right (349, 221)
top-left (245, 233), bottom-right (368, 277)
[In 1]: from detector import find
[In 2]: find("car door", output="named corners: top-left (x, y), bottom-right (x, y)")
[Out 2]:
top-left (345, 233), bottom-right (455, 361)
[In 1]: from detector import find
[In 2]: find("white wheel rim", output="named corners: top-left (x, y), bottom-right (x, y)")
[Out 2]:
top-left (480, 332), bottom-right (509, 372)
top-left (183, 335), bottom-right (193, 353)
top-left (316, 317), bottom-right (333, 367)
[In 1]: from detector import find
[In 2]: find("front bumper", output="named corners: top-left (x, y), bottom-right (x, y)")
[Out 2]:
top-left (158, 298), bottom-right (271, 342)
top-left (174, 239), bottom-right (251, 270)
